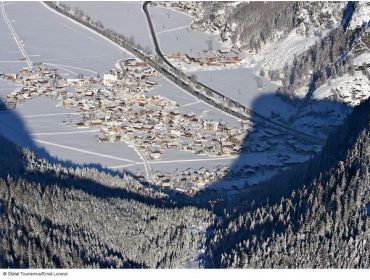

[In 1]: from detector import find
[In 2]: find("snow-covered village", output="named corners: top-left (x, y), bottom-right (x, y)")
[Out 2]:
top-left (0, 0), bottom-right (369, 273)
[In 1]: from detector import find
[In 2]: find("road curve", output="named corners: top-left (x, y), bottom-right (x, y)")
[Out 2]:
top-left (44, 1), bottom-right (324, 145)
top-left (143, 1), bottom-right (177, 70)
top-left (142, 1), bottom-right (325, 145)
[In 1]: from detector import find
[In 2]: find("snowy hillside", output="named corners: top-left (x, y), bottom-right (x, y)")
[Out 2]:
top-left (257, 30), bottom-right (318, 71)
top-left (312, 72), bottom-right (370, 106)
top-left (353, 52), bottom-right (370, 66)
top-left (294, 1), bottom-right (346, 36)
top-left (160, 1), bottom-right (349, 72)
top-left (257, 1), bottom-right (346, 70)
top-left (349, 1), bottom-right (370, 30)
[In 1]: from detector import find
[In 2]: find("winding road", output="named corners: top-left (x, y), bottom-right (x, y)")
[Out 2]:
top-left (43, 1), bottom-right (324, 145)
top-left (142, 1), bottom-right (325, 145)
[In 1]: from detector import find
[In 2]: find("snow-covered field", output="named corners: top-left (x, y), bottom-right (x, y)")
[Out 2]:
top-left (3, 1), bottom-right (129, 76)
top-left (0, 79), bottom-right (19, 100)
top-left (0, 1), bottom-right (245, 178)
top-left (257, 30), bottom-right (318, 71)
top-left (0, 1), bottom-right (333, 190)
top-left (153, 2), bottom-right (208, 57)
top-left (145, 77), bottom-right (242, 127)
top-left (192, 67), bottom-right (296, 120)
top-left (66, 1), bottom-right (221, 56)
top-left (64, 1), bottom-right (155, 52)
top-left (151, 4), bottom-right (221, 55)
top-left (0, 2), bottom-right (28, 72)
top-left (0, 97), bottom-right (144, 173)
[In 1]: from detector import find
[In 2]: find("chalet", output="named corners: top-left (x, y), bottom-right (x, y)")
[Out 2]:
top-left (184, 132), bottom-right (193, 138)
top-left (103, 74), bottom-right (117, 86)
top-left (150, 150), bottom-right (162, 160)
top-left (66, 78), bottom-right (84, 86)
top-left (91, 119), bottom-right (103, 127)
top-left (203, 120), bottom-right (219, 131)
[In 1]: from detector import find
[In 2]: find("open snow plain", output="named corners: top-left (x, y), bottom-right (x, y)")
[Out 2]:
top-left (64, 1), bottom-right (155, 52)
top-left (151, 5), bottom-right (221, 55)
top-left (0, 1), bottom-right (241, 179)
top-left (144, 77), bottom-right (242, 127)
top-left (0, 1), bottom-right (145, 175)
top-left (0, 2), bottom-right (28, 72)
top-left (0, 1), bottom-right (323, 190)
top-left (3, 1), bottom-right (130, 76)
top-left (191, 68), bottom-right (296, 120)
top-left (66, 1), bottom-right (221, 56)
top-left (0, 97), bottom-right (144, 174)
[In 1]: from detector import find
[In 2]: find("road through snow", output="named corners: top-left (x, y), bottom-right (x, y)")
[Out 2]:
top-left (1, 1), bottom-right (32, 69)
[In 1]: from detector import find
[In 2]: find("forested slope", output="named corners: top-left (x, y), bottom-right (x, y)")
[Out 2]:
top-left (0, 98), bottom-right (369, 268)
top-left (0, 137), bottom-right (213, 268)
top-left (206, 98), bottom-right (370, 268)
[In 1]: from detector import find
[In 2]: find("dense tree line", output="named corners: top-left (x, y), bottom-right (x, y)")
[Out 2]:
top-left (1, 98), bottom-right (368, 268)
top-left (227, 2), bottom-right (298, 51)
top-left (194, 2), bottom-right (346, 52)
top-left (277, 20), bottom-right (370, 102)
top-left (194, 1), bottom-right (297, 51)
top-left (205, 98), bottom-right (370, 268)
top-left (0, 136), bottom-right (213, 268)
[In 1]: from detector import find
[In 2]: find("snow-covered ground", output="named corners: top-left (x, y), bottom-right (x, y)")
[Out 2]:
top-left (256, 30), bottom-right (318, 71)
top-left (191, 67), bottom-right (296, 120)
top-left (144, 77), bottom-right (242, 127)
top-left (0, 1), bottom-right (245, 178)
top-left (0, 97), bottom-right (144, 173)
top-left (63, 1), bottom-right (155, 52)
top-left (151, 4), bottom-right (221, 55)
top-left (352, 52), bottom-right (370, 66)
top-left (66, 1), bottom-right (222, 56)
top-left (3, 1), bottom-right (129, 76)
top-left (0, 2), bottom-right (28, 72)
top-left (313, 72), bottom-right (370, 106)
top-left (349, 2), bottom-right (370, 30)
top-left (0, 1), bottom-right (334, 191)
top-left (0, 79), bottom-right (19, 100)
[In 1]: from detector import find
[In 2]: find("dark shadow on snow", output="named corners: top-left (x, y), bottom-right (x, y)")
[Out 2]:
top-left (0, 87), bottom-right (352, 211)
top-left (1, 84), bottom-right (362, 268)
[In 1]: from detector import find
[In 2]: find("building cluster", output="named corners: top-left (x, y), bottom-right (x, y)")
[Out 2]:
top-left (1, 61), bottom-right (320, 195)
top-left (93, 93), bottom-right (249, 160)
top-left (153, 166), bottom-right (230, 195)
top-left (4, 67), bottom-right (60, 108)
top-left (166, 51), bottom-right (241, 67)
top-left (3, 63), bottom-right (248, 162)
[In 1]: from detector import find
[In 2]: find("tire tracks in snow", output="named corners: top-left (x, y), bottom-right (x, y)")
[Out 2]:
top-left (1, 1), bottom-right (33, 69)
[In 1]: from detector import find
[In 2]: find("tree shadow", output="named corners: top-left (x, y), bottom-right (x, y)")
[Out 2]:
top-left (196, 91), bottom-right (350, 210)
top-left (0, 83), bottom-right (358, 268)
top-left (0, 97), bottom-right (194, 209)
top-left (0, 83), bottom-right (353, 208)
top-left (203, 96), bottom-right (370, 268)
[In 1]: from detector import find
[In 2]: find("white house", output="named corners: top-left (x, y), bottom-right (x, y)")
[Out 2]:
top-left (103, 74), bottom-right (117, 86)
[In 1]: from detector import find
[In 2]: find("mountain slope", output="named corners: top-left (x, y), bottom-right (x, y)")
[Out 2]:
top-left (206, 98), bottom-right (370, 268)
top-left (0, 136), bottom-right (213, 268)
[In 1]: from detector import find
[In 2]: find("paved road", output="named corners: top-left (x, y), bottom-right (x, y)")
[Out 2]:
top-left (142, 1), bottom-right (325, 145)
top-left (44, 1), bottom-right (324, 145)
top-left (143, 1), bottom-right (176, 70)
